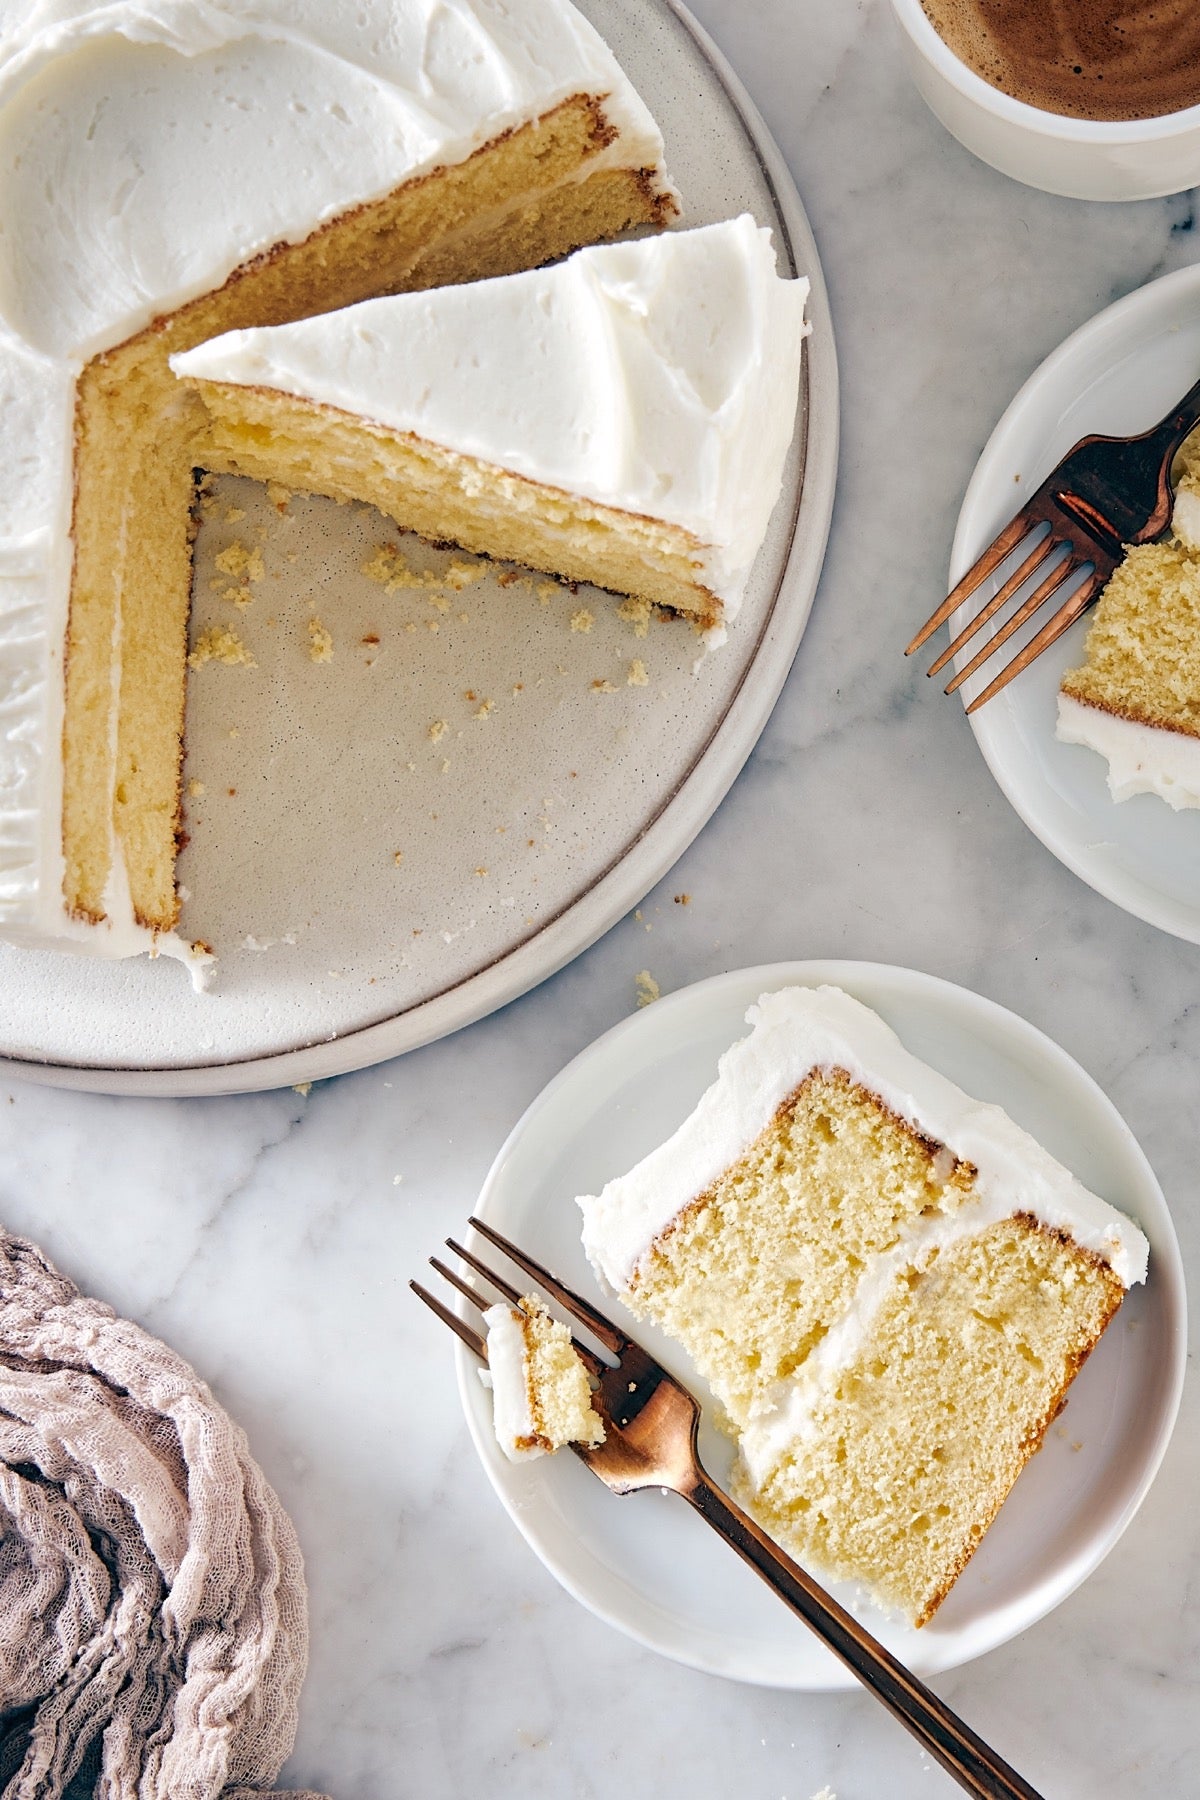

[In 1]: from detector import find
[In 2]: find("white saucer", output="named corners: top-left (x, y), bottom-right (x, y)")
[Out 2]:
top-left (458, 960), bottom-right (1185, 1690)
top-left (950, 263), bottom-right (1200, 943)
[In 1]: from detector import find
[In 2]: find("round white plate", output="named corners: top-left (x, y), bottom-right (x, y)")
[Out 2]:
top-left (459, 960), bottom-right (1185, 1690)
top-left (950, 263), bottom-right (1200, 943)
top-left (0, 0), bottom-right (837, 1096)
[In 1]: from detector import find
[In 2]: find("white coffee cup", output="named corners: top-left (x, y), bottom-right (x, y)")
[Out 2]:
top-left (890, 0), bottom-right (1200, 201)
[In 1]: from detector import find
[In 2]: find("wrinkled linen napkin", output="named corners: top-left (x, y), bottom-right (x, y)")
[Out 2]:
top-left (0, 1228), bottom-right (328, 1800)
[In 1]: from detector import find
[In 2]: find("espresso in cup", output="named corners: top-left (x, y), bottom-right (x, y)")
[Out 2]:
top-left (919, 0), bottom-right (1200, 123)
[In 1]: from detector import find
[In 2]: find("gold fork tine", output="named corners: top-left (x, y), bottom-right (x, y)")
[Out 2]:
top-left (431, 1252), bottom-right (511, 1312)
top-left (468, 1214), bottom-right (626, 1354)
top-left (904, 511), bottom-right (1034, 656)
top-left (964, 570), bottom-right (1101, 714)
top-left (926, 529), bottom-right (1058, 678)
top-left (944, 554), bottom-right (1083, 696)
top-left (409, 1279), bottom-right (487, 1358)
top-left (440, 1243), bottom-right (606, 1378)
top-left (441, 1242), bottom-right (521, 1307)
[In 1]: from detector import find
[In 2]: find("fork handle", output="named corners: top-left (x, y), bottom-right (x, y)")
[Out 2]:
top-left (685, 1472), bottom-right (1044, 1800)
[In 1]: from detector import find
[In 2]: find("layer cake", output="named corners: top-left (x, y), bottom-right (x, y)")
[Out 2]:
top-left (578, 985), bottom-right (1148, 1626)
top-left (172, 216), bottom-right (808, 635)
top-left (0, 0), bottom-right (675, 971)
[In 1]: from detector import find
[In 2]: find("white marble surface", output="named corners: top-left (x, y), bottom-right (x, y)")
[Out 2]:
top-left (3, 3), bottom-right (1200, 1794)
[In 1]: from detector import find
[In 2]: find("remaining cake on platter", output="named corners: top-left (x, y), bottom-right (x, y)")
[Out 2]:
top-left (1057, 438), bottom-right (1200, 808)
top-left (0, 0), bottom-right (675, 973)
top-left (578, 986), bottom-right (1149, 1628)
top-left (484, 1295), bottom-right (605, 1462)
top-left (172, 216), bottom-right (808, 636)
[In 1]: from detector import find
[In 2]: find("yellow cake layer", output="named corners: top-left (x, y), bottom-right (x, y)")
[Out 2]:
top-left (518, 1297), bottom-right (605, 1453)
top-left (186, 383), bottom-right (719, 627)
top-left (628, 1071), bottom-right (977, 1431)
top-left (62, 95), bottom-right (671, 930)
top-left (735, 1215), bottom-right (1122, 1627)
top-left (1059, 540), bottom-right (1200, 737)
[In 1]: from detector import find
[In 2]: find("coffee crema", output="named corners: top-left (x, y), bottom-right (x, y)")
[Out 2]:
top-left (919, 0), bottom-right (1200, 123)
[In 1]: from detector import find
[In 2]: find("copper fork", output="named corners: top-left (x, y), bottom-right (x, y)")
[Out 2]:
top-left (413, 1216), bottom-right (1045, 1800)
top-left (906, 374), bottom-right (1200, 712)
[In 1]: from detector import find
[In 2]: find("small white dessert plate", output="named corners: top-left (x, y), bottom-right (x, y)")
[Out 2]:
top-left (950, 262), bottom-right (1200, 944)
top-left (458, 959), bottom-right (1185, 1690)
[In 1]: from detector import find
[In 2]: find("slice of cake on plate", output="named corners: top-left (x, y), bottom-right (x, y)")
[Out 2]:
top-left (0, 0), bottom-right (675, 972)
top-left (484, 1295), bottom-right (605, 1462)
top-left (578, 985), bottom-right (1148, 1628)
top-left (171, 216), bottom-right (809, 636)
top-left (1057, 436), bottom-right (1200, 808)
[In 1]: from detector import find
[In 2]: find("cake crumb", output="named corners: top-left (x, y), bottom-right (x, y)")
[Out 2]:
top-left (187, 778), bottom-right (205, 798)
top-left (591, 678), bottom-right (616, 693)
top-left (228, 727), bottom-right (240, 739)
top-left (627, 658), bottom-right (648, 686)
top-left (475, 866), bottom-right (488, 877)
top-left (809, 1788), bottom-right (837, 1800)
top-left (441, 758), bottom-right (451, 773)
top-left (538, 581), bottom-right (558, 606)
top-left (674, 893), bottom-right (690, 905)
top-left (215, 540), bottom-right (265, 583)
top-left (474, 699), bottom-right (494, 720)
top-left (570, 608), bottom-right (594, 633)
top-left (224, 506), bottom-right (245, 523)
top-left (362, 633), bottom-right (380, 647)
top-left (618, 595), bottom-right (653, 638)
top-left (189, 626), bottom-right (255, 670)
top-left (292, 1081), bottom-right (312, 1097)
top-left (307, 617), bottom-right (334, 662)
top-left (446, 558), bottom-right (484, 591)
top-left (267, 481), bottom-right (292, 511)
top-left (393, 851), bottom-right (403, 866)
top-left (429, 719), bottom-right (448, 744)
top-left (635, 970), bottom-right (660, 1008)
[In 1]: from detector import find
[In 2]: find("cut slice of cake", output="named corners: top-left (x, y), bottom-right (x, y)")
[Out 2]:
top-left (483, 1295), bottom-right (605, 1462)
top-left (1057, 437), bottom-right (1200, 808)
top-left (0, 0), bottom-right (675, 971)
top-left (578, 986), bottom-right (1149, 1628)
top-left (171, 217), bottom-right (808, 637)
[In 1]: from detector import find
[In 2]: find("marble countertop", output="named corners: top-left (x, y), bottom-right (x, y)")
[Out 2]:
top-left (3, 2), bottom-right (1200, 1795)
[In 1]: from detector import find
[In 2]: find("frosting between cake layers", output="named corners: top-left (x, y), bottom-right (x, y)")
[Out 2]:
top-left (578, 984), bottom-right (1151, 1293)
top-left (170, 216), bottom-right (809, 617)
top-left (0, 0), bottom-right (672, 962)
top-left (481, 1301), bottom-right (540, 1462)
top-left (1056, 691), bottom-right (1200, 810)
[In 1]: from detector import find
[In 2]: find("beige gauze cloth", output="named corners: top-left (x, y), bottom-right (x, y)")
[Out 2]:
top-left (0, 1228), bottom-right (328, 1800)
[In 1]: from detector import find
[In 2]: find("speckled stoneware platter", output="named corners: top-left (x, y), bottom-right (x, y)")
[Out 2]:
top-left (0, 0), bottom-right (838, 1096)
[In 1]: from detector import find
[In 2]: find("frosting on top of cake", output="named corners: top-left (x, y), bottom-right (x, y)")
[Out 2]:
top-left (578, 984), bottom-right (1151, 1292)
top-left (0, 0), bottom-right (671, 963)
top-left (171, 216), bottom-right (808, 616)
top-left (1056, 690), bottom-right (1200, 810)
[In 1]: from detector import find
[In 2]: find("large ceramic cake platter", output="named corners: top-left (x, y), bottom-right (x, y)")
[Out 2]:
top-left (0, 0), bottom-right (837, 1097)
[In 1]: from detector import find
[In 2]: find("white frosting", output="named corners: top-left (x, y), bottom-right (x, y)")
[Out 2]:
top-left (1170, 484), bottom-right (1200, 553)
top-left (171, 216), bottom-right (809, 614)
top-left (578, 985), bottom-right (1150, 1292)
top-left (0, 0), bottom-right (671, 965)
top-left (1056, 691), bottom-right (1200, 810)
top-left (481, 1302), bottom-right (542, 1463)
